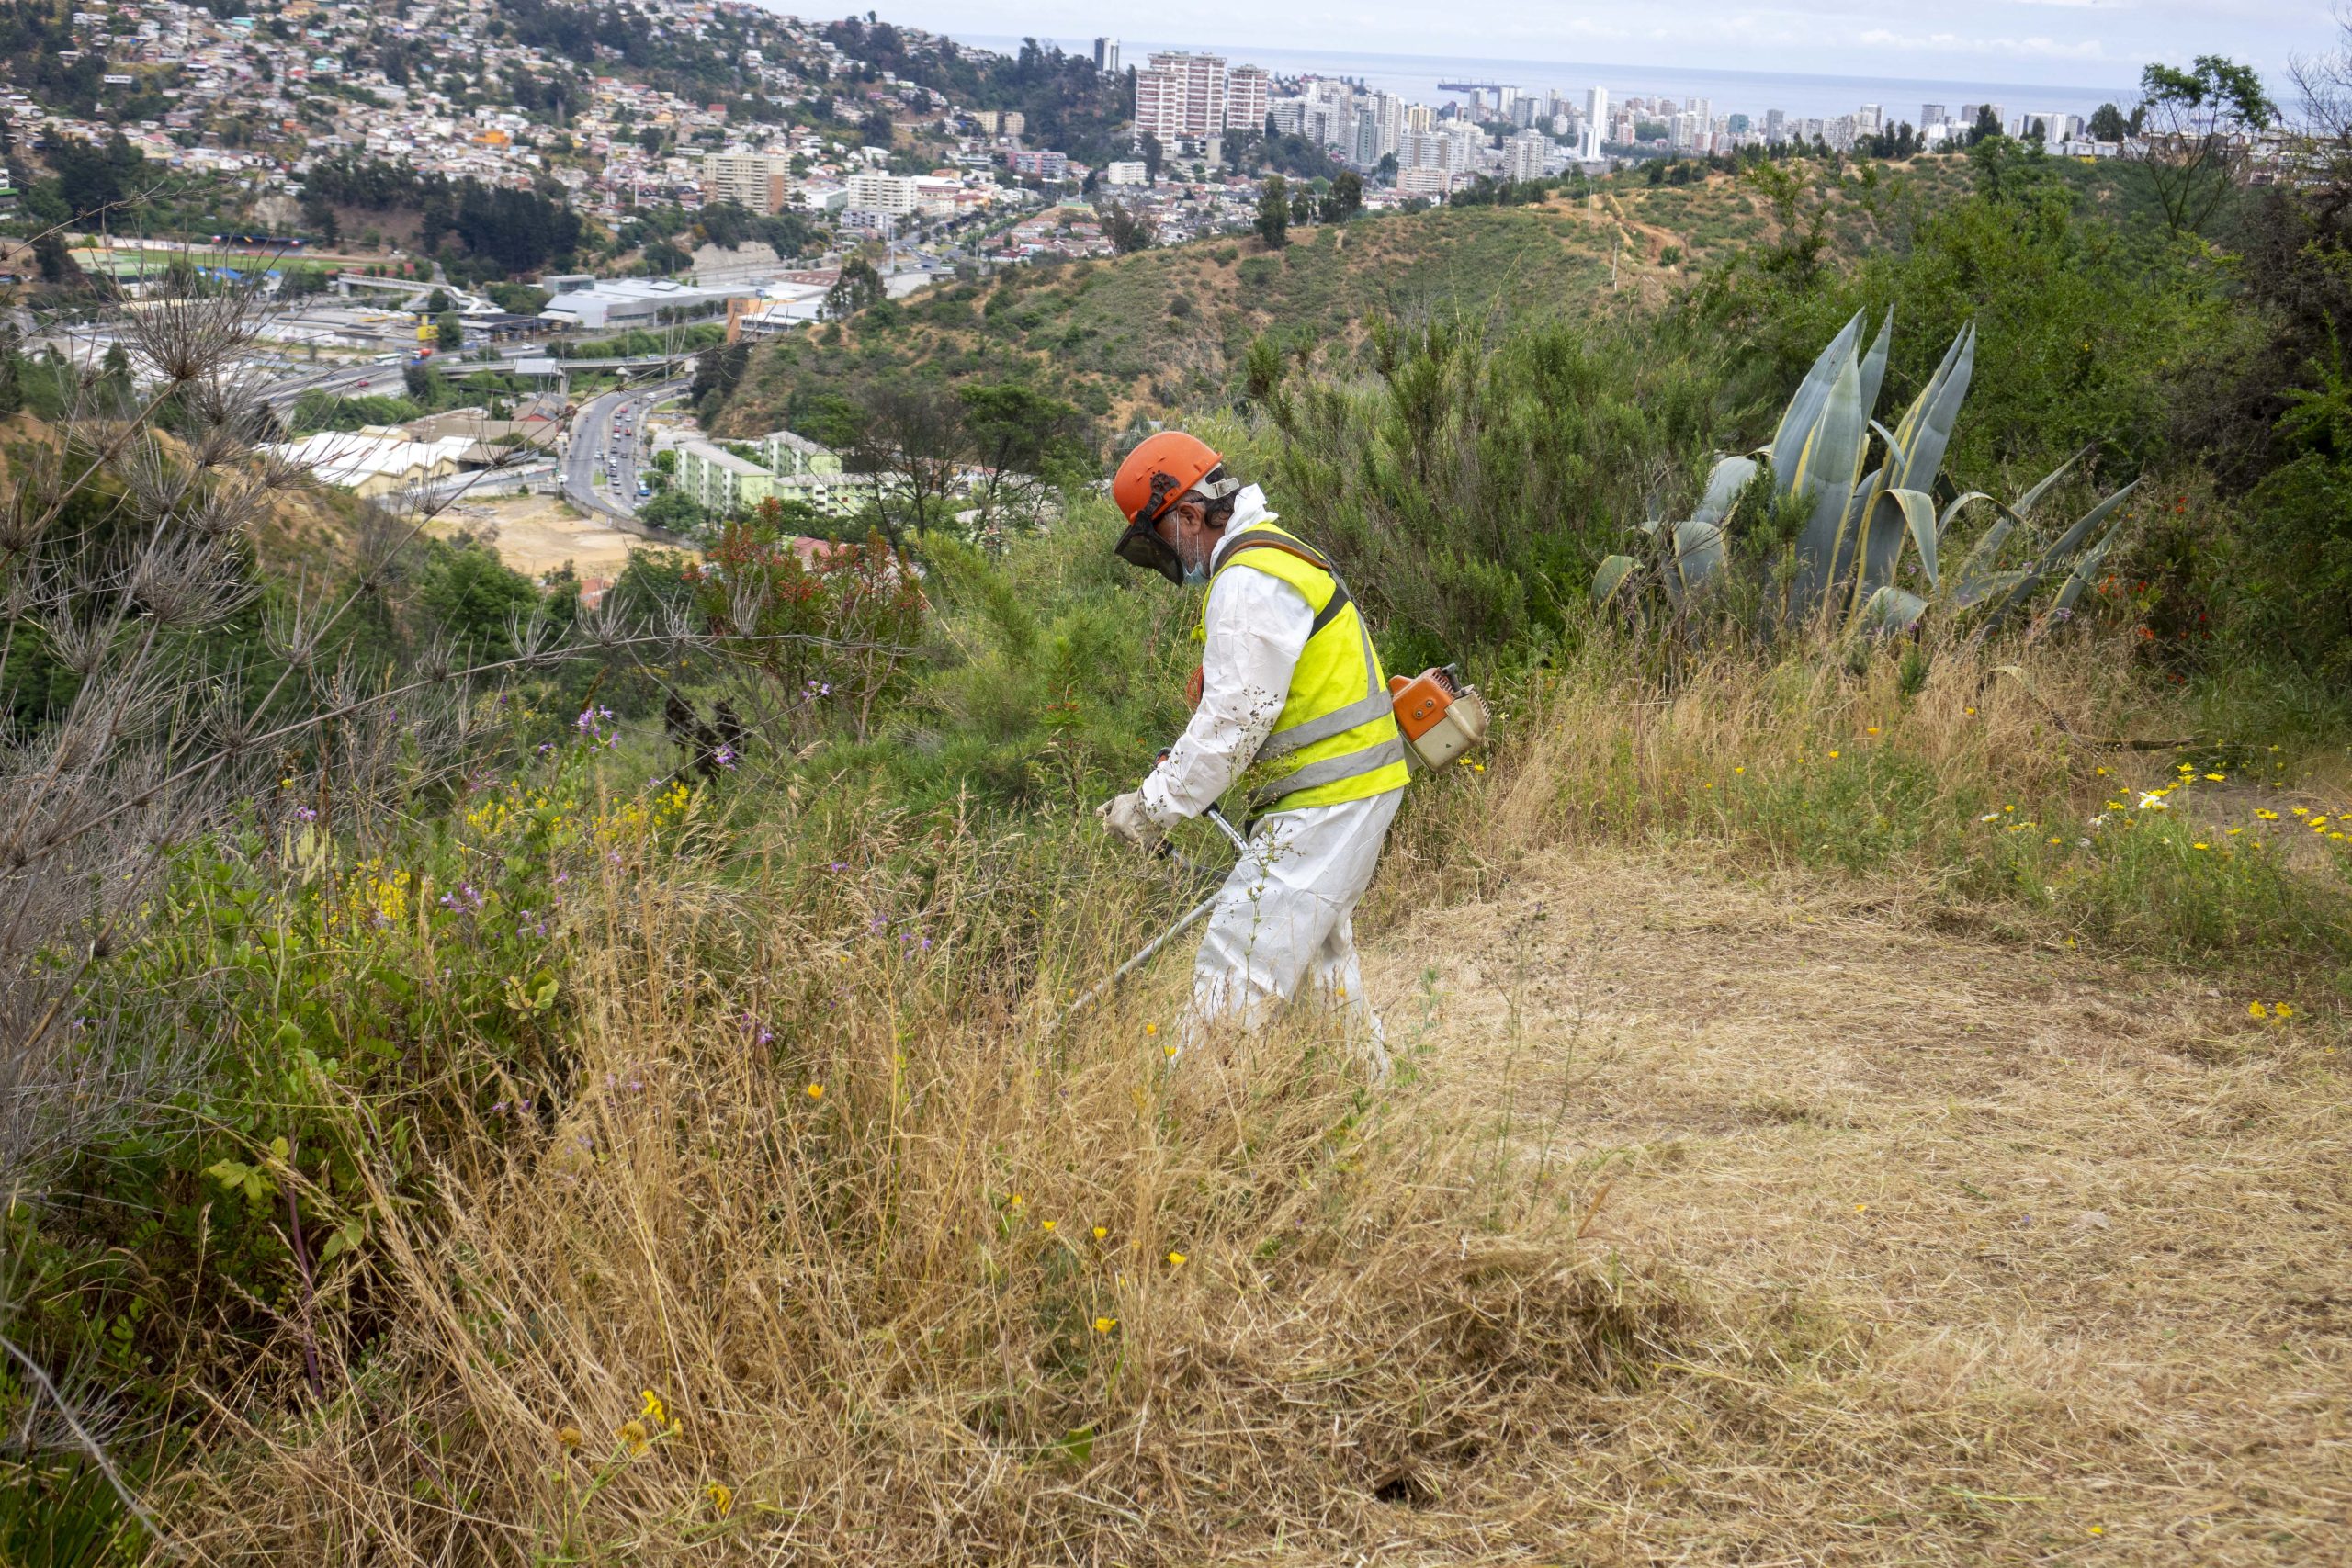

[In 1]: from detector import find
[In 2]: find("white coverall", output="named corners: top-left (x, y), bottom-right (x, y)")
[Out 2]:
top-left (1137, 488), bottom-right (1404, 1051)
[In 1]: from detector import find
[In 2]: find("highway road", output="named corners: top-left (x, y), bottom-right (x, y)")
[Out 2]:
top-left (560, 378), bottom-right (690, 534)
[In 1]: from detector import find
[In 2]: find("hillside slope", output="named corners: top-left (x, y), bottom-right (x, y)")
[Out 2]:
top-left (1364, 846), bottom-right (2348, 1562)
top-left (716, 152), bottom-right (2168, 448)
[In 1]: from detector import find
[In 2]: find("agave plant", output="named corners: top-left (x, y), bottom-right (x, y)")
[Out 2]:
top-left (1594, 311), bottom-right (2136, 637)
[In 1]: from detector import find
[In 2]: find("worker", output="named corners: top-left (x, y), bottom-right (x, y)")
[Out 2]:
top-left (1098, 432), bottom-right (1409, 1070)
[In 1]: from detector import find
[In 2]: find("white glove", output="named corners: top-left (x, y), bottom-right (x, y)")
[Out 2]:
top-left (1096, 791), bottom-right (1162, 852)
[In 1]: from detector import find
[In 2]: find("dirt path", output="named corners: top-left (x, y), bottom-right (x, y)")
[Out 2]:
top-left (1365, 848), bottom-right (2350, 1564)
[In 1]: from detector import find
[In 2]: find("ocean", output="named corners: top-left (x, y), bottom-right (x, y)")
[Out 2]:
top-left (950, 34), bottom-right (2136, 126)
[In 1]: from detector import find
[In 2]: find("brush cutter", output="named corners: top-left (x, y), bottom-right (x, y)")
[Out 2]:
top-left (1053, 803), bottom-right (1254, 1032)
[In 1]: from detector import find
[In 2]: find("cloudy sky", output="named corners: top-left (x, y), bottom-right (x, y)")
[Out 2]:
top-left (863, 0), bottom-right (2338, 90)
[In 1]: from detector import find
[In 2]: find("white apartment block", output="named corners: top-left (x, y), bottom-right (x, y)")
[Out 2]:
top-left (701, 150), bottom-right (790, 214)
top-left (1136, 51), bottom-right (1227, 143)
top-left (1227, 64), bottom-right (1268, 133)
top-left (1503, 129), bottom-right (1549, 181)
top-left (1102, 160), bottom-right (1148, 186)
top-left (844, 172), bottom-right (918, 215)
top-left (1582, 86), bottom-right (1608, 161)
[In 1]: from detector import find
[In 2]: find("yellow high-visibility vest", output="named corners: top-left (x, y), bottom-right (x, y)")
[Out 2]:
top-left (1200, 521), bottom-right (1410, 815)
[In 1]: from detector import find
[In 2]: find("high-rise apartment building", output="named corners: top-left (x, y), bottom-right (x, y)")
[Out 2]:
top-left (1920, 103), bottom-right (1946, 128)
top-left (1369, 93), bottom-right (1406, 160)
top-left (1226, 65), bottom-right (1269, 132)
top-left (1092, 37), bottom-right (1119, 75)
top-left (1405, 102), bottom-right (1433, 134)
top-left (1503, 129), bottom-right (1548, 180)
top-left (1582, 85), bottom-right (1609, 161)
top-left (1136, 51), bottom-right (1227, 143)
top-left (1764, 107), bottom-right (1787, 143)
top-left (701, 150), bottom-right (791, 214)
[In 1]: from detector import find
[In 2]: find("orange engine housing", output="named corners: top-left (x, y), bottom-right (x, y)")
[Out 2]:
top-left (1387, 670), bottom-right (1453, 742)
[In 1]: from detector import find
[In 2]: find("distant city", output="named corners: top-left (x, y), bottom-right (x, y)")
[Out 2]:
top-left (1101, 36), bottom-right (2130, 198)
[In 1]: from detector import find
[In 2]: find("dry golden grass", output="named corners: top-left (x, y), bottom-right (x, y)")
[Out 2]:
top-left (1371, 846), bottom-right (2351, 1562)
top-left (157, 632), bottom-right (2352, 1563)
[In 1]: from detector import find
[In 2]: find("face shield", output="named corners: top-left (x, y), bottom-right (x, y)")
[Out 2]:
top-left (1113, 468), bottom-right (1245, 586)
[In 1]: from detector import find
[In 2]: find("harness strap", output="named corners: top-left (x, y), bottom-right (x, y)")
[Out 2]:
top-left (1215, 528), bottom-right (1396, 795)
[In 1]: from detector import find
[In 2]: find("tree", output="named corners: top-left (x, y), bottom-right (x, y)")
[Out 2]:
top-left (1969, 105), bottom-right (2002, 145)
top-left (2089, 102), bottom-right (2130, 142)
top-left (955, 381), bottom-right (1088, 530)
top-left (301, 192), bottom-right (340, 246)
top-left (435, 311), bottom-right (465, 350)
top-left (1140, 131), bottom-right (1163, 184)
top-left (1256, 175), bottom-right (1289, 248)
top-left (0, 330), bottom-right (22, 418)
top-left (1320, 170), bottom-right (1363, 223)
top-left (823, 254), bottom-right (886, 319)
top-left (416, 539), bottom-right (540, 661)
top-left (1100, 199), bottom-right (1156, 253)
top-left (850, 383), bottom-right (966, 545)
top-left (2132, 55), bottom-right (2277, 237)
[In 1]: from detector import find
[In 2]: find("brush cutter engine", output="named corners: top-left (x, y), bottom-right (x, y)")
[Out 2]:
top-left (1387, 664), bottom-right (1492, 770)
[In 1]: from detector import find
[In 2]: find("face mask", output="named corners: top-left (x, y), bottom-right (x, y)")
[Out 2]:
top-left (1182, 560), bottom-right (1211, 587)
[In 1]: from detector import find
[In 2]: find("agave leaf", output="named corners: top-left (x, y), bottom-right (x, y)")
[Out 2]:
top-left (1847, 484), bottom-right (1906, 616)
top-left (1888, 324), bottom-right (1975, 496)
top-left (1692, 455), bottom-right (1758, 527)
top-left (1671, 519), bottom-right (1727, 592)
top-left (1951, 568), bottom-right (2029, 610)
top-left (2008, 444), bottom-right (2089, 526)
top-left (2052, 535), bottom-right (2113, 616)
top-left (1591, 554), bottom-right (1638, 606)
top-left (1887, 487), bottom-right (1940, 591)
top-left (1859, 584), bottom-right (1930, 634)
top-left (1981, 479), bottom-right (2140, 635)
top-left (1839, 467), bottom-right (1896, 618)
top-left (1856, 309), bottom-right (1894, 424)
top-left (1770, 310), bottom-right (1863, 497)
top-left (1937, 489), bottom-right (1997, 544)
top-left (1789, 352), bottom-right (1867, 617)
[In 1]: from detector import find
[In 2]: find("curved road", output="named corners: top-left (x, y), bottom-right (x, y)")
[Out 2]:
top-left (560, 378), bottom-right (693, 541)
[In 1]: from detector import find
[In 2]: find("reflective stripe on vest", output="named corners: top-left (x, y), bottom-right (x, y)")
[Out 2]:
top-left (1202, 523), bottom-right (1411, 816)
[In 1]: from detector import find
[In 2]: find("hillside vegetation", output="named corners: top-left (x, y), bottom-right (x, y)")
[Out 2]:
top-left (7, 119), bottom-right (2352, 1565)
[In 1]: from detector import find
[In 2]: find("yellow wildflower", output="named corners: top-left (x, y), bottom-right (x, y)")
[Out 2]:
top-left (2205, 773), bottom-right (2225, 781)
top-left (1167, 1250), bottom-right (1187, 1268)
top-left (1041, 1220), bottom-right (1057, 1233)
top-left (618, 1418), bottom-right (650, 1457)
top-left (1093, 1316), bottom-right (1117, 1334)
top-left (2277, 1002), bottom-right (2295, 1020)
top-left (1866, 726), bottom-right (1881, 736)
top-left (2250, 1002), bottom-right (2267, 1018)
top-left (1144, 1022), bottom-right (1157, 1035)
top-left (640, 1389), bottom-right (666, 1425)
top-left (1828, 750), bottom-right (1841, 760)
top-left (1009, 1193), bottom-right (1023, 1208)
top-left (1092, 1225), bottom-right (1107, 1240)
top-left (806, 1084), bottom-right (824, 1100)
top-left (557, 1425), bottom-right (583, 1450)
top-left (706, 1482), bottom-right (733, 1518)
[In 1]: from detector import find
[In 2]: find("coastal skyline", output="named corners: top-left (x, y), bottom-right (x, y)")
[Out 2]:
top-left (849, 0), bottom-right (2333, 90)
top-left (956, 36), bottom-right (2141, 124)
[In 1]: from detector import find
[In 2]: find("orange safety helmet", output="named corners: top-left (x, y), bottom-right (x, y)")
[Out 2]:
top-left (1111, 431), bottom-right (1241, 584)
